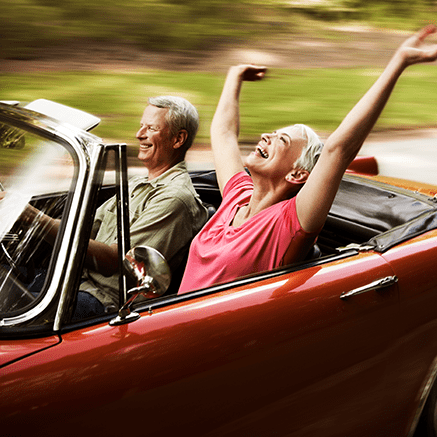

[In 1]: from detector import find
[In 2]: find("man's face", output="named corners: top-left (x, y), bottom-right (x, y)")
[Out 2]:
top-left (136, 105), bottom-right (176, 170)
top-left (245, 125), bottom-right (306, 179)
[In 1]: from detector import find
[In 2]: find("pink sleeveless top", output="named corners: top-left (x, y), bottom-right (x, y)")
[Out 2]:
top-left (178, 172), bottom-right (317, 294)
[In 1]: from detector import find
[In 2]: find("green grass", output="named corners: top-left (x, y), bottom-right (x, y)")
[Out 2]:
top-left (2, 65), bottom-right (437, 147)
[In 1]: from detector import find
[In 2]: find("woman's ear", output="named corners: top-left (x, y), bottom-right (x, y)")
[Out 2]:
top-left (285, 168), bottom-right (309, 185)
top-left (173, 129), bottom-right (188, 149)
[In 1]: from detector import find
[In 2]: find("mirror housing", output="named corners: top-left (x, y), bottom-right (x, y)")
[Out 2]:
top-left (109, 246), bottom-right (171, 326)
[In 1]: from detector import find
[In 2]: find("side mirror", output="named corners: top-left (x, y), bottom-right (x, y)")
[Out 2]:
top-left (109, 246), bottom-right (171, 326)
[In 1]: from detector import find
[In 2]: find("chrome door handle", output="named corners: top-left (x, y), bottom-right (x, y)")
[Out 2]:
top-left (340, 276), bottom-right (398, 300)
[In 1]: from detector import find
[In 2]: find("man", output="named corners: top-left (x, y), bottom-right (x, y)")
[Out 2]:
top-left (26, 96), bottom-right (208, 316)
top-left (178, 25), bottom-right (437, 294)
top-left (78, 96), bottom-right (208, 315)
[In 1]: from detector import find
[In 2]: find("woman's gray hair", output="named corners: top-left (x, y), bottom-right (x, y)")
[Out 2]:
top-left (148, 96), bottom-right (199, 150)
top-left (292, 123), bottom-right (323, 173)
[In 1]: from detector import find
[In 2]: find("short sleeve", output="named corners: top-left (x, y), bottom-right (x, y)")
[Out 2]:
top-left (223, 171), bottom-right (253, 199)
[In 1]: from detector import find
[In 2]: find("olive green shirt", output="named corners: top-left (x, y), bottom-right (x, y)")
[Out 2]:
top-left (81, 161), bottom-right (208, 308)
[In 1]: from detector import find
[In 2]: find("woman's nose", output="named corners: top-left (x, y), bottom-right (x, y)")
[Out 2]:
top-left (261, 133), bottom-right (271, 143)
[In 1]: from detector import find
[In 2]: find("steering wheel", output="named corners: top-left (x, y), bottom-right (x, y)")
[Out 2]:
top-left (0, 230), bottom-right (36, 284)
top-left (0, 193), bottom-right (67, 286)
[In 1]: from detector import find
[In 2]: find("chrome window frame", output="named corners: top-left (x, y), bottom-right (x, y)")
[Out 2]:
top-left (0, 103), bottom-right (102, 328)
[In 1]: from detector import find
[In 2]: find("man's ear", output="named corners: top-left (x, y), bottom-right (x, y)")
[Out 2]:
top-left (173, 129), bottom-right (188, 149)
top-left (285, 168), bottom-right (309, 185)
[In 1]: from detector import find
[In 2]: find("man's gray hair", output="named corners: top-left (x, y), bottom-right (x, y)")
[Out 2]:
top-left (292, 123), bottom-right (324, 173)
top-left (148, 96), bottom-right (199, 150)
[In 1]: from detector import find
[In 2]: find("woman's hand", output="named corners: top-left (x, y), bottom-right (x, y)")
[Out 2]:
top-left (398, 24), bottom-right (437, 67)
top-left (231, 64), bottom-right (267, 82)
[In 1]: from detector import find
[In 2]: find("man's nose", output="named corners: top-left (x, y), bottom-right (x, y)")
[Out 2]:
top-left (136, 127), bottom-right (146, 139)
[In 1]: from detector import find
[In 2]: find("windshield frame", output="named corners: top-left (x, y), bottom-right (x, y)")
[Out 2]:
top-left (0, 103), bottom-right (100, 330)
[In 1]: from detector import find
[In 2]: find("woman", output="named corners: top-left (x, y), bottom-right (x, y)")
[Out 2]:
top-left (178, 25), bottom-right (437, 294)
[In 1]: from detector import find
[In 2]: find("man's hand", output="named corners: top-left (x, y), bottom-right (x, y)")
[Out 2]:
top-left (398, 24), bottom-right (437, 66)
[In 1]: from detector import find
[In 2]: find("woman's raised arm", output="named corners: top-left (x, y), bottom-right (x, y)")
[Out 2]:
top-left (210, 64), bottom-right (266, 193)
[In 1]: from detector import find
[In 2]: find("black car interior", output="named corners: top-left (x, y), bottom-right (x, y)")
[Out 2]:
top-left (5, 170), bottom-right (437, 307)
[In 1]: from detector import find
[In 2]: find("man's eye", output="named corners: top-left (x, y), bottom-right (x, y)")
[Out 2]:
top-left (280, 137), bottom-right (287, 143)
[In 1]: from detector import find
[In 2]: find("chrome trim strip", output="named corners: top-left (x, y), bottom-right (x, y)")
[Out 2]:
top-left (110, 144), bottom-right (130, 306)
top-left (133, 252), bottom-right (356, 315)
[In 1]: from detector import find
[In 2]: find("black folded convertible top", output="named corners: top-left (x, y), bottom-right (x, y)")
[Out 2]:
top-left (329, 175), bottom-right (437, 252)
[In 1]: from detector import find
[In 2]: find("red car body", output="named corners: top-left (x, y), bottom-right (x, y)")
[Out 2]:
top-left (1, 101), bottom-right (437, 436)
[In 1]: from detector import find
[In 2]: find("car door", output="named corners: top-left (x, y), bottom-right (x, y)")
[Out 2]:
top-left (380, 233), bottom-right (437, 436)
top-left (0, 250), bottom-right (401, 437)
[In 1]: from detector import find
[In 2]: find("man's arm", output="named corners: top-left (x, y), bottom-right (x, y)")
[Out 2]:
top-left (14, 185), bottom-right (197, 279)
top-left (19, 202), bottom-right (119, 277)
top-left (296, 25), bottom-right (437, 233)
top-left (211, 64), bottom-right (266, 193)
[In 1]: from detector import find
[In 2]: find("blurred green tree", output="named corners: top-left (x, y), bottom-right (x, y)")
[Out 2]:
top-left (1, 0), bottom-right (437, 60)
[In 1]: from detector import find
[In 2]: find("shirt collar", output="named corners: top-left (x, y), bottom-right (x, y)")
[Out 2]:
top-left (132, 161), bottom-right (188, 189)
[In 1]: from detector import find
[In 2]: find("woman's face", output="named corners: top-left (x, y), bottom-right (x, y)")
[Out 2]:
top-left (245, 125), bottom-right (307, 180)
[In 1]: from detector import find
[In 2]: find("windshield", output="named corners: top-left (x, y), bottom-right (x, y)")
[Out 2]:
top-left (0, 122), bottom-right (75, 318)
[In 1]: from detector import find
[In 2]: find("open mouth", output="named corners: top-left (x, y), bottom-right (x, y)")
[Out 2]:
top-left (256, 145), bottom-right (269, 159)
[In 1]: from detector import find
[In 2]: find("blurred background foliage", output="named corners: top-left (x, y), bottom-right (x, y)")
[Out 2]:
top-left (3, 65), bottom-right (436, 146)
top-left (2, 0), bottom-right (437, 147)
top-left (2, 0), bottom-right (437, 59)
